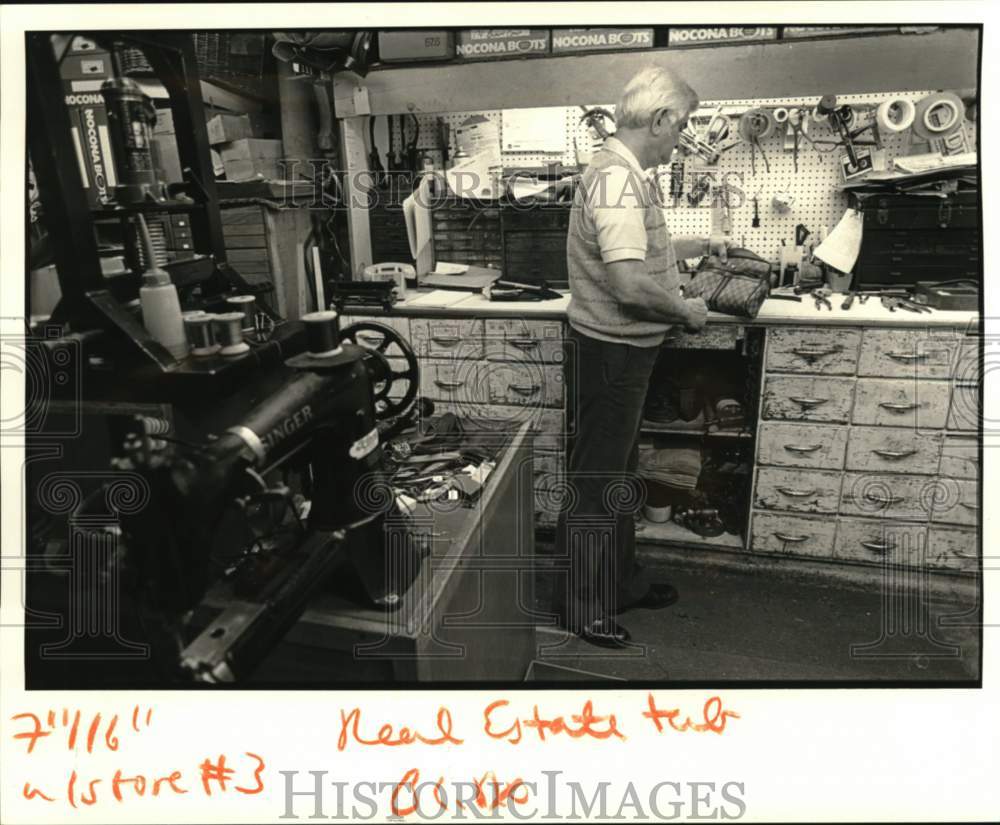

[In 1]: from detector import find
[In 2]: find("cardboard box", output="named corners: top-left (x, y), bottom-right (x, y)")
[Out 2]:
top-left (551, 28), bottom-right (654, 53)
top-left (455, 29), bottom-right (550, 60)
top-left (378, 31), bottom-right (454, 62)
top-left (668, 27), bottom-right (778, 46)
top-left (207, 113), bottom-right (253, 145)
top-left (219, 138), bottom-right (284, 182)
top-left (59, 37), bottom-right (117, 207)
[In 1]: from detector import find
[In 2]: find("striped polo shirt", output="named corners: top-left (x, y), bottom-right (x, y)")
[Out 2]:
top-left (566, 137), bottom-right (681, 347)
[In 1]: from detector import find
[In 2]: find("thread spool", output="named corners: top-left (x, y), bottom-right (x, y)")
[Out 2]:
top-left (302, 310), bottom-right (343, 357)
top-left (214, 312), bottom-right (250, 356)
top-left (183, 311), bottom-right (220, 356)
top-left (225, 294), bottom-right (257, 331)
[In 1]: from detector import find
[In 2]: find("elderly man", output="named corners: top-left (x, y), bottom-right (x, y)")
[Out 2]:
top-left (556, 66), bottom-right (728, 648)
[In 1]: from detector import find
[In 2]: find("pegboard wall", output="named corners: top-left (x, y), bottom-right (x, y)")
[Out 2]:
top-left (388, 91), bottom-right (976, 265)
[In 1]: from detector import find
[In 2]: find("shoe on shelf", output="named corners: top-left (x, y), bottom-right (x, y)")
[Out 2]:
top-left (614, 582), bottom-right (679, 614)
top-left (578, 617), bottom-right (632, 649)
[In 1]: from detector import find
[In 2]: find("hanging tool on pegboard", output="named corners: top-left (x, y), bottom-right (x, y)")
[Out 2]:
top-left (738, 108), bottom-right (773, 176)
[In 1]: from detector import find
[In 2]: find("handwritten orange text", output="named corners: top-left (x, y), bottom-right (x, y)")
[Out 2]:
top-left (642, 694), bottom-right (741, 734)
top-left (337, 706), bottom-right (464, 751)
top-left (484, 699), bottom-right (626, 744)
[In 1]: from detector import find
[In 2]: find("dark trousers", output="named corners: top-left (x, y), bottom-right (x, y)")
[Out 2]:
top-left (555, 326), bottom-right (659, 628)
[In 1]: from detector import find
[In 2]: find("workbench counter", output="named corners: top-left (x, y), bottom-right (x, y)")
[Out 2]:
top-left (360, 289), bottom-right (979, 330)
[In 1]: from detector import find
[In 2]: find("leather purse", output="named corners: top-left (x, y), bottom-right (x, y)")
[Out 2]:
top-left (683, 248), bottom-right (771, 319)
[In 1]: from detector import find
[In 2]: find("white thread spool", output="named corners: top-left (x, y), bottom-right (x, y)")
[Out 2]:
top-left (214, 312), bottom-right (250, 357)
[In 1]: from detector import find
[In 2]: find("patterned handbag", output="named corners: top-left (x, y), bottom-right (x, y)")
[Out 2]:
top-left (683, 248), bottom-right (771, 319)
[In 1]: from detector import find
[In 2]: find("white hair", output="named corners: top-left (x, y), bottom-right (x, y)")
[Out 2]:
top-left (615, 66), bottom-right (699, 129)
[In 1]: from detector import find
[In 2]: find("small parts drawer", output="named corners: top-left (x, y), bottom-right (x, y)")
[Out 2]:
top-left (757, 422), bottom-right (848, 470)
top-left (840, 473), bottom-right (934, 522)
top-left (419, 360), bottom-right (484, 405)
top-left (834, 519), bottom-right (927, 566)
top-left (947, 384), bottom-right (979, 431)
top-left (485, 318), bottom-right (564, 364)
top-left (754, 467), bottom-right (841, 515)
top-left (858, 330), bottom-right (961, 380)
top-left (410, 318), bottom-right (485, 359)
top-left (931, 479), bottom-right (979, 527)
top-left (761, 376), bottom-right (855, 423)
top-left (342, 314), bottom-right (411, 342)
top-left (765, 327), bottom-right (861, 374)
top-left (750, 512), bottom-right (837, 558)
top-left (939, 435), bottom-right (978, 479)
top-left (485, 362), bottom-right (564, 408)
top-left (845, 427), bottom-right (943, 475)
top-left (926, 526), bottom-right (978, 573)
top-left (852, 378), bottom-right (950, 429)
top-left (430, 402), bottom-right (568, 451)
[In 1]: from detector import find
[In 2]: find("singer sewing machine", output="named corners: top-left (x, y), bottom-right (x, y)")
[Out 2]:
top-left (87, 313), bottom-right (426, 682)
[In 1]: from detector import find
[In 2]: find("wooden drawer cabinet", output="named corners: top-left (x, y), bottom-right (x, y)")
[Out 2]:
top-left (845, 427), bottom-right (943, 475)
top-left (485, 318), bottom-right (564, 364)
top-left (939, 435), bottom-right (978, 479)
top-left (419, 359), bottom-right (484, 405)
top-left (931, 479), bottom-right (979, 527)
top-left (858, 329), bottom-right (962, 379)
top-left (754, 467), bottom-right (841, 515)
top-left (926, 526), bottom-right (978, 573)
top-left (343, 314), bottom-right (411, 341)
top-left (761, 376), bottom-right (855, 423)
top-left (410, 318), bottom-right (485, 359)
top-left (534, 465), bottom-right (569, 528)
top-left (834, 518), bottom-right (927, 566)
top-left (757, 422), bottom-right (849, 470)
top-left (765, 327), bottom-right (861, 374)
top-left (484, 362), bottom-right (564, 408)
top-left (953, 338), bottom-right (980, 385)
top-left (750, 512), bottom-right (837, 558)
top-left (840, 472), bottom-right (933, 522)
top-left (947, 383), bottom-right (979, 431)
top-left (852, 378), bottom-right (950, 429)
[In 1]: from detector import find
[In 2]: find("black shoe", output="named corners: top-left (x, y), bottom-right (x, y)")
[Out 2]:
top-left (578, 617), bottom-right (631, 649)
top-left (614, 583), bottom-right (679, 614)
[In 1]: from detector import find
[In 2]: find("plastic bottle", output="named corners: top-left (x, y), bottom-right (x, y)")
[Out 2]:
top-left (140, 268), bottom-right (188, 359)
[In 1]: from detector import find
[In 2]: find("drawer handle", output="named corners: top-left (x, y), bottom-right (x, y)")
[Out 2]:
top-left (860, 540), bottom-right (891, 553)
top-left (885, 349), bottom-right (947, 362)
top-left (788, 397), bottom-right (829, 408)
top-left (509, 383), bottom-right (541, 396)
top-left (434, 379), bottom-right (465, 389)
top-left (775, 487), bottom-right (817, 498)
top-left (791, 347), bottom-right (840, 359)
top-left (431, 336), bottom-right (462, 346)
top-left (783, 443), bottom-right (823, 454)
top-left (960, 501), bottom-right (980, 511)
top-left (879, 401), bottom-right (922, 412)
top-left (774, 532), bottom-right (809, 543)
top-left (509, 338), bottom-right (539, 350)
top-left (859, 492), bottom-right (906, 506)
top-left (872, 449), bottom-right (918, 460)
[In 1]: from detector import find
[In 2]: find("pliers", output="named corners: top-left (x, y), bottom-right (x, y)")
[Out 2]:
top-left (811, 288), bottom-right (832, 311)
top-left (881, 296), bottom-right (932, 314)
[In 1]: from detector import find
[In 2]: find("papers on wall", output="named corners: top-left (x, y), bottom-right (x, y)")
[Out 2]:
top-left (813, 208), bottom-right (864, 273)
top-left (445, 151), bottom-right (500, 199)
top-left (455, 115), bottom-right (501, 167)
top-left (501, 107), bottom-right (567, 152)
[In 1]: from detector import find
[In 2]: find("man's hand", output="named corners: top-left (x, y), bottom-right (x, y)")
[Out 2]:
top-left (683, 297), bottom-right (709, 332)
top-left (708, 232), bottom-right (731, 263)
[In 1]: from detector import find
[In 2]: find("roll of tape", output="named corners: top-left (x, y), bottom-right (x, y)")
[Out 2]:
top-left (876, 98), bottom-right (916, 132)
top-left (913, 92), bottom-right (965, 140)
top-left (772, 107), bottom-right (789, 123)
